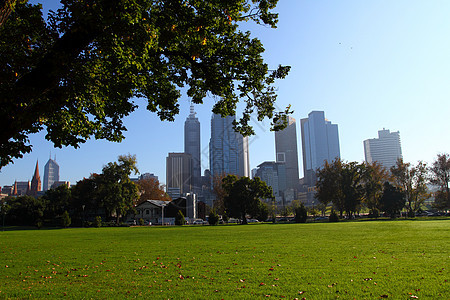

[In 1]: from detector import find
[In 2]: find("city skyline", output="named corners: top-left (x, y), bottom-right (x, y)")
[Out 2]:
top-left (1, 1), bottom-right (450, 187)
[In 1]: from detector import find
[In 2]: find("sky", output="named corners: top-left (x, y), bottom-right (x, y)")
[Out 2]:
top-left (1, 0), bottom-right (450, 187)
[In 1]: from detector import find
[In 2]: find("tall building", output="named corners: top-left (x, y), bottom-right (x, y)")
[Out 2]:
top-left (209, 114), bottom-right (249, 178)
top-left (301, 111), bottom-right (340, 187)
top-left (255, 161), bottom-right (287, 205)
top-left (364, 129), bottom-right (402, 169)
top-left (29, 160), bottom-right (41, 196)
top-left (166, 152), bottom-right (192, 199)
top-left (43, 157), bottom-right (60, 191)
top-left (275, 116), bottom-right (300, 193)
top-left (184, 104), bottom-right (201, 193)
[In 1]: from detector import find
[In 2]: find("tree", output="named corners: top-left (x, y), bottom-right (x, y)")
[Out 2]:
top-left (222, 175), bottom-right (273, 224)
top-left (61, 210), bottom-right (71, 228)
top-left (315, 159), bottom-right (366, 218)
top-left (380, 182), bottom-right (405, 218)
top-left (41, 184), bottom-right (71, 221)
top-left (137, 177), bottom-right (170, 204)
top-left (208, 210), bottom-right (219, 225)
top-left (97, 154), bottom-right (140, 224)
top-left (429, 153), bottom-right (450, 210)
top-left (175, 210), bottom-right (186, 226)
top-left (4, 195), bottom-right (45, 227)
top-left (363, 162), bottom-right (390, 217)
top-left (315, 159), bottom-right (344, 216)
top-left (294, 203), bottom-right (307, 223)
top-left (0, 0), bottom-right (291, 168)
top-left (212, 173), bottom-right (228, 215)
top-left (391, 159), bottom-right (429, 217)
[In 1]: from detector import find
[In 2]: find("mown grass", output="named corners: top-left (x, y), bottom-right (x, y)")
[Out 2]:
top-left (0, 220), bottom-right (449, 299)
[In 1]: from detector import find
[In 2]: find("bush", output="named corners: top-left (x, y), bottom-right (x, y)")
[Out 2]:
top-left (329, 210), bottom-right (339, 222)
top-left (208, 211), bottom-right (219, 225)
top-left (294, 203), bottom-right (308, 223)
top-left (61, 211), bottom-right (71, 228)
top-left (94, 216), bottom-right (102, 227)
top-left (139, 218), bottom-right (145, 226)
top-left (175, 210), bottom-right (186, 225)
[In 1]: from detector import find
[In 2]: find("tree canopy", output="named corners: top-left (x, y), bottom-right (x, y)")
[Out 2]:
top-left (0, 0), bottom-right (290, 168)
top-left (429, 153), bottom-right (450, 210)
top-left (222, 175), bottom-right (273, 224)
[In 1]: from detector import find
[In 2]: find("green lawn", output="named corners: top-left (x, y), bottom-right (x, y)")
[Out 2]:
top-left (1, 220), bottom-right (449, 299)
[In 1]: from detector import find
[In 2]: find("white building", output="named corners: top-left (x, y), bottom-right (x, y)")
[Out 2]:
top-left (364, 129), bottom-right (402, 169)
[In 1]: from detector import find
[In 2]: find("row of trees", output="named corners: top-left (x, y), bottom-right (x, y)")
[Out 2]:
top-left (1, 154), bottom-right (169, 227)
top-left (315, 153), bottom-right (450, 218)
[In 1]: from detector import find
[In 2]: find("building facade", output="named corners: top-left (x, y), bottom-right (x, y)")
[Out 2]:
top-left (363, 129), bottom-right (402, 169)
top-left (301, 111), bottom-right (340, 204)
top-left (255, 161), bottom-right (287, 206)
top-left (209, 114), bottom-right (249, 179)
top-left (275, 116), bottom-right (300, 194)
top-left (43, 158), bottom-right (59, 191)
top-left (184, 104), bottom-right (201, 194)
top-left (166, 152), bottom-right (192, 198)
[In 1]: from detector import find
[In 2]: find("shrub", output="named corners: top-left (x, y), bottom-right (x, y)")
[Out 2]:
top-left (294, 203), bottom-right (308, 223)
top-left (208, 211), bottom-right (219, 225)
top-left (62, 211), bottom-right (71, 228)
top-left (139, 218), bottom-right (145, 226)
top-left (329, 210), bottom-right (339, 222)
top-left (94, 216), bottom-right (102, 227)
top-left (175, 210), bottom-right (186, 225)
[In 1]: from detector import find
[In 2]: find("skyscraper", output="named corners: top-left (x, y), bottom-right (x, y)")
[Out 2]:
top-left (364, 129), bottom-right (402, 169)
top-left (209, 114), bottom-right (249, 178)
top-left (255, 161), bottom-right (287, 205)
top-left (184, 104), bottom-right (201, 193)
top-left (30, 160), bottom-right (41, 196)
top-left (43, 157), bottom-right (60, 191)
top-left (301, 111), bottom-right (340, 187)
top-left (166, 152), bottom-right (192, 199)
top-left (275, 116), bottom-right (300, 193)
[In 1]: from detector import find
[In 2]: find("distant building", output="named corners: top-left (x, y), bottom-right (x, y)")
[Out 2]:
top-left (364, 129), bottom-right (402, 169)
top-left (209, 114), bottom-right (249, 179)
top-left (29, 160), bottom-right (41, 197)
top-left (43, 157), bottom-right (59, 191)
top-left (13, 181), bottom-right (30, 196)
top-left (184, 104), bottom-right (202, 194)
top-left (255, 161), bottom-right (287, 206)
top-left (1, 185), bottom-right (13, 196)
top-left (166, 152), bottom-right (192, 197)
top-left (301, 111), bottom-right (340, 205)
top-left (275, 116), bottom-right (300, 194)
top-left (51, 181), bottom-right (71, 189)
top-left (301, 111), bottom-right (340, 186)
top-left (139, 173), bottom-right (158, 181)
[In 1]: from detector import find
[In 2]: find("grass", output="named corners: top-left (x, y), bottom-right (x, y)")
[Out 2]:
top-left (0, 220), bottom-right (449, 299)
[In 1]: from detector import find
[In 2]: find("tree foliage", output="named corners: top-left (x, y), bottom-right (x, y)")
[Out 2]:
top-left (3, 195), bottom-right (45, 226)
top-left (391, 159), bottom-right (429, 217)
top-left (380, 182), bottom-right (405, 218)
top-left (222, 175), bottom-right (273, 224)
top-left (315, 159), bottom-right (366, 218)
top-left (429, 153), bottom-right (450, 210)
top-left (363, 162), bottom-right (390, 217)
top-left (294, 203), bottom-right (307, 223)
top-left (0, 0), bottom-right (290, 168)
top-left (137, 177), bottom-right (170, 204)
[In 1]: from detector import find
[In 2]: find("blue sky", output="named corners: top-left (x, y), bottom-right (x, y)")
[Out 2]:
top-left (1, 0), bottom-right (450, 187)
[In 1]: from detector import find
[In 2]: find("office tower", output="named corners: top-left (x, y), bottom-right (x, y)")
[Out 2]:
top-left (184, 104), bottom-right (201, 193)
top-left (255, 161), bottom-right (287, 205)
top-left (166, 152), bottom-right (192, 199)
top-left (30, 160), bottom-right (41, 196)
top-left (209, 114), bottom-right (249, 178)
top-left (43, 157), bottom-right (60, 191)
top-left (364, 129), bottom-right (402, 169)
top-left (301, 111), bottom-right (340, 187)
top-left (275, 116), bottom-right (300, 192)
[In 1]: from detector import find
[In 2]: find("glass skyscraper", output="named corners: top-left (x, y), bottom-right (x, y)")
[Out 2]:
top-left (43, 157), bottom-right (59, 191)
top-left (301, 111), bottom-right (340, 187)
top-left (275, 116), bottom-right (300, 193)
top-left (209, 114), bottom-right (249, 178)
